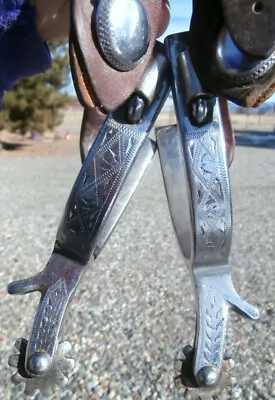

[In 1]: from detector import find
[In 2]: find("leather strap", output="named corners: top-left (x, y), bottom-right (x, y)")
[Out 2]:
top-left (70, 0), bottom-right (170, 112)
top-left (189, 0), bottom-right (275, 107)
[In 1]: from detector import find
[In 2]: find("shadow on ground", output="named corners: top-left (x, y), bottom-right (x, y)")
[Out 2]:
top-left (0, 140), bottom-right (29, 151)
top-left (235, 130), bottom-right (275, 149)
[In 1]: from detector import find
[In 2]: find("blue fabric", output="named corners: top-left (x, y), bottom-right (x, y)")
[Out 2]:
top-left (0, 0), bottom-right (26, 36)
top-left (0, 1), bottom-right (52, 105)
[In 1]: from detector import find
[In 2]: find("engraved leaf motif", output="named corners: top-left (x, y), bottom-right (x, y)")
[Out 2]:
top-left (203, 293), bottom-right (224, 366)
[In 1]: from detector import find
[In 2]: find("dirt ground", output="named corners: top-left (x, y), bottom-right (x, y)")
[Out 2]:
top-left (0, 134), bottom-right (80, 159)
top-left (1, 108), bottom-right (275, 159)
top-left (0, 109), bottom-right (82, 159)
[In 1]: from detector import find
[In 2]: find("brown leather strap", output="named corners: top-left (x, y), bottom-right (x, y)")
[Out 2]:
top-left (70, 0), bottom-right (170, 112)
top-left (189, 0), bottom-right (275, 107)
top-left (69, 40), bottom-right (95, 110)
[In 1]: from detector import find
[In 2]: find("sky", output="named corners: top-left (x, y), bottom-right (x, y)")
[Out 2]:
top-left (69, 0), bottom-right (275, 104)
top-left (160, 0), bottom-right (192, 38)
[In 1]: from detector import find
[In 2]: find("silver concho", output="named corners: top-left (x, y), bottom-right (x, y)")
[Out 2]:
top-left (95, 0), bottom-right (151, 71)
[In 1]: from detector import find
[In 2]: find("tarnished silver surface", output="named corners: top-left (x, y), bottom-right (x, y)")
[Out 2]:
top-left (159, 32), bottom-right (259, 387)
top-left (80, 107), bottom-right (107, 163)
top-left (127, 45), bottom-right (168, 123)
top-left (93, 138), bottom-right (156, 258)
top-left (127, 95), bottom-right (145, 124)
top-left (95, 0), bottom-right (150, 71)
top-left (136, 46), bottom-right (168, 105)
top-left (8, 49), bottom-right (170, 386)
top-left (55, 60), bottom-right (170, 264)
top-left (178, 51), bottom-right (211, 127)
top-left (178, 50), bottom-right (210, 108)
top-left (8, 254), bottom-right (84, 376)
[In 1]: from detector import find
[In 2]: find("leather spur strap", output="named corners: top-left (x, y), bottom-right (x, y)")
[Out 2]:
top-left (69, 0), bottom-right (170, 112)
top-left (189, 0), bottom-right (275, 107)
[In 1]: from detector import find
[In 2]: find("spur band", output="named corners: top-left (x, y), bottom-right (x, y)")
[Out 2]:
top-left (8, 45), bottom-right (171, 377)
top-left (157, 32), bottom-right (259, 387)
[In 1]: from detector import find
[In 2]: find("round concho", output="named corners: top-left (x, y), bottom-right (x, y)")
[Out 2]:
top-left (95, 0), bottom-right (151, 72)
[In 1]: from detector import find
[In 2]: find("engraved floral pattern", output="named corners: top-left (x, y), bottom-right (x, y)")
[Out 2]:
top-left (186, 126), bottom-right (231, 374)
top-left (32, 278), bottom-right (67, 353)
top-left (187, 129), bottom-right (231, 263)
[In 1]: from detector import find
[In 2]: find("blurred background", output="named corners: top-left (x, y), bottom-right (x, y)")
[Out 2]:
top-left (0, 1), bottom-right (274, 400)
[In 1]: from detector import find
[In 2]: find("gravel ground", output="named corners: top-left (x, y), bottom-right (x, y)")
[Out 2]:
top-left (0, 144), bottom-right (274, 400)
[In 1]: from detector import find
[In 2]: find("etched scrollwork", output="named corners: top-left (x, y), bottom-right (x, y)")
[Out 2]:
top-left (187, 127), bottom-right (232, 375)
top-left (185, 125), bottom-right (232, 266)
top-left (32, 278), bottom-right (68, 354)
top-left (56, 117), bottom-right (146, 262)
top-left (67, 120), bottom-right (140, 237)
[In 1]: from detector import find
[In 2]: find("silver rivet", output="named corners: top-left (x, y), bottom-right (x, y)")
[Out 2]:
top-left (127, 95), bottom-right (145, 123)
top-left (27, 352), bottom-right (52, 376)
top-left (196, 366), bottom-right (219, 387)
